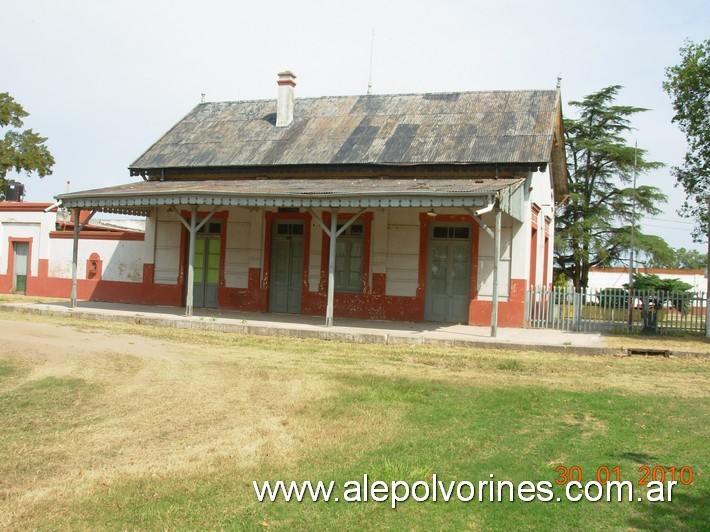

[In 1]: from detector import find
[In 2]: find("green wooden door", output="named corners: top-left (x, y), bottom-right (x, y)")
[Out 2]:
top-left (12, 242), bottom-right (29, 294)
top-left (425, 225), bottom-right (471, 323)
top-left (193, 236), bottom-right (220, 308)
top-left (269, 222), bottom-right (304, 314)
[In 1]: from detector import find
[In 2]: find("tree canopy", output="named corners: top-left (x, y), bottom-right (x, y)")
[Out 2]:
top-left (646, 246), bottom-right (707, 270)
top-left (626, 273), bottom-right (693, 295)
top-left (663, 39), bottom-right (710, 242)
top-left (555, 85), bottom-right (666, 289)
top-left (0, 92), bottom-right (55, 188)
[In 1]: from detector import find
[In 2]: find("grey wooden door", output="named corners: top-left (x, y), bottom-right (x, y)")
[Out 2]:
top-left (12, 242), bottom-right (29, 293)
top-left (269, 222), bottom-right (304, 313)
top-left (425, 226), bottom-right (471, 323)
top-left (193, 235), bottom-right (220, 308)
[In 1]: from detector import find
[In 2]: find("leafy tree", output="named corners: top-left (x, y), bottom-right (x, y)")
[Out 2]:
top-left (633, 234), bottom-right (676, 269)
top-left (674, 247), bottom-right (707, 269)
top-left (555, 85), bottom-right (666, 289)
top-left (629, 273), bottom-right (693, 293)
top-left (0, 92), bottom-right (55, 189)
top-left (625, 273), bottom-right (695, 311)
top-left (645, 246), bottom-right (707, 269)
top-left (663, 39), bottom-right (709, 242)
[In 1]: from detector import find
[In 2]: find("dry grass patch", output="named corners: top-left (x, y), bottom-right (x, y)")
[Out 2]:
top-left (0, 318), bottom-right (408, 529)
top-left (0, 313), bottom-right (708, 529)
top-left (603, 333), bottom-right (710, 354)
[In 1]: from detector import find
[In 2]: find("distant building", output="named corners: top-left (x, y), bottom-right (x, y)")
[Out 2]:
top-left (588, 267), bottom-right (706, 293)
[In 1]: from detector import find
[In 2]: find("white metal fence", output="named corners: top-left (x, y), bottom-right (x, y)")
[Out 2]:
top-left (524, 287), bottom-right (707, 334)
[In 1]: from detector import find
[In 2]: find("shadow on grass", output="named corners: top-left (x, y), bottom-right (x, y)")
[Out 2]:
top-left (617, 452), bottom-right (657, 464)
top-left (627, 490), bottom-right (709, 530)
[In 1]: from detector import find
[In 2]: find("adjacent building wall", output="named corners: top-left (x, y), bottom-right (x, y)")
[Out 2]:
top-left (0, 203), bottom-right (148, 299)
top-left (588, 267), bottom-right (706, 294)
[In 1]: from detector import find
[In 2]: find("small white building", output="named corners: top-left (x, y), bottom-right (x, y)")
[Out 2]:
top-left (588, 266), bottom-right (706, 294)
top-left (0, 202), bottom-right (146, 299)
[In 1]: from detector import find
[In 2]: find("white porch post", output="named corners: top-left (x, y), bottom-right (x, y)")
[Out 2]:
top-left (70, 208), bottom-right (80, 308)
top-left (491, 206), bottom-right (501, 337)
top-left (185, 206), bottom-right (197, 317)
top-left (325, 209), bottom-right (338, 327)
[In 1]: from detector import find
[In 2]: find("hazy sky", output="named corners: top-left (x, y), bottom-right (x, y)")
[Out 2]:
top-left (3, 0), bottom-right (708, 251)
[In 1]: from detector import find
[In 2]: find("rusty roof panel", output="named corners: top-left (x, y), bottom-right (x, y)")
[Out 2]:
top-left (60, 177), bottom-right (525, 201)
top-left (130, 90), bottom-right (559, 170)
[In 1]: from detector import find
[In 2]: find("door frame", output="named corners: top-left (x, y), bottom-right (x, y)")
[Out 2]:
top-left (193, 232), bottom-right (222, 308)
top-left (424, 222), bottom-right (473, 323)
top-left (418, 213), bottom-right (479, 323)
top-left (264, 211), bottom-right (311, 313)
top-left (179, 210), bottom-right (228, 308)
top-left (8, 237), bottom-right (32, 294)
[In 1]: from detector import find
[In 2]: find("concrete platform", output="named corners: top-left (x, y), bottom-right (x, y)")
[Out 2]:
top-left (0, 299), bottom-right (618, 355)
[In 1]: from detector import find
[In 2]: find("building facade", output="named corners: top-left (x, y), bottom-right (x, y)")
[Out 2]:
top-left (22, 74), bottom-right (569, 327)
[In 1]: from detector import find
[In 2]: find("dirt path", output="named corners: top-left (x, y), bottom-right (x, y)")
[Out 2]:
top-left (0, 318), bottom-right (336, 526)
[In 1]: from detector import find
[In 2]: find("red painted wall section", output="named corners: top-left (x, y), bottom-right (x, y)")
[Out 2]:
top-left (219, 268), bottom-right (267, 312)
top-left (300, 290), bottom-right (421, 322)
top-left (19, 260), bottom-right (183, 306)
top-left (469, 278), bottom-right (526, 327)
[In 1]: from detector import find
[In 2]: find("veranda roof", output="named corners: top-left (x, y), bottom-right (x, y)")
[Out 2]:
top-left (57, 177), bottom-right (526, 220)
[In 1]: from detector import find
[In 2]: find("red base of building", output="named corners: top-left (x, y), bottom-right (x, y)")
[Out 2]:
top-left (0, 263), bottom-right (526, 328)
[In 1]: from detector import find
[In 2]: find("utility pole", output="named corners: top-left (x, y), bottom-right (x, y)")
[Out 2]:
top-left (627, 143), bottom-right (637, 330)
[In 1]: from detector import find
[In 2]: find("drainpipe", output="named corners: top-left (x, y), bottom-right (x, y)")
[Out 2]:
top-left (70, 209), bottom-right (80, 308)
top-left (491, 205), bottom-right (501, 337)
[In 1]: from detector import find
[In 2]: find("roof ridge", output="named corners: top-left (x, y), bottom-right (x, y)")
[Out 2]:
top-left (203, 88), bottom-right (556, 106)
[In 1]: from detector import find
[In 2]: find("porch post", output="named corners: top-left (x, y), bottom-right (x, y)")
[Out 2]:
top-left (70, 208), bottom-right (80, 308)
top-left (325, 209), bottom-right (338, 327)
top-left (185, 206), bottom-right (197, 317)
top-left (491, 206), bottom-right (501, 337)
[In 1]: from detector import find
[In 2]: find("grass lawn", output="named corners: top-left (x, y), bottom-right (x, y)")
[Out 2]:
top-left (0, 313), bottom-right (708, 530)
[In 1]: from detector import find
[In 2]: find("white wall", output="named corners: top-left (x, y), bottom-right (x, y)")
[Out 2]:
top-left (224, 208), bottom-right (253, 289)
top-left (153, 207), bottom-right (182, 285)
top-left (525, 168), bottom-right (556, 288)
top-left (47, 238), bottom-right (144, 282)
top-left (385, 209), bottom-right (420, 297)
top-left (588, 268), bottom-right (706, 294)
top-left (0, 207), bottom-right (146, 282)
top-left (0, 209), bottom-right (54, 277)
top-left (476, 214), bottom-right (512, 300)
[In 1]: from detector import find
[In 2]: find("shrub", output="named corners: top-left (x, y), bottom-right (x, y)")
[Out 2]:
top-left (598, 288), bottom-right (629, 308)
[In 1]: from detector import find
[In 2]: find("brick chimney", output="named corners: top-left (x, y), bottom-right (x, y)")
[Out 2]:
top-left (276, 71), bottom-right (296, 127)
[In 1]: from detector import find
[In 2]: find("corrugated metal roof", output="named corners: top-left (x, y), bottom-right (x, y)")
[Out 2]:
top-left (130, 90), bottom-right (559, 170)
top-left (60, 177), bottom-right (523, 200)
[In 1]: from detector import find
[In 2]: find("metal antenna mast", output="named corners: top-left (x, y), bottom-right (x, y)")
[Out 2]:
top-left (367, 30), bottom-right (375, 95)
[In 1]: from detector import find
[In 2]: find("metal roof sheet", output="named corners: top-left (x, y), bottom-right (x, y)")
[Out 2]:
top-left (130, 90), bottom-right (559, 170)
top-left (57, 177), bottom-right (525, 215)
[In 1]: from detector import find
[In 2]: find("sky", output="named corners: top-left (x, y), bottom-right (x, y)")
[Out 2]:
top-left (2, 0), bottom-right (708, 251)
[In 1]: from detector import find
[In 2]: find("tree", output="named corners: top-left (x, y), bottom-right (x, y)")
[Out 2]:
top-left (625, 273), bottom-right (694, 311)
top-left (629, 273), bottom-right (693, 293)
top-left (663, 39), bottom-right (709, 242)
top-left (674, 247), bottom-right (707, 269)
top-left (646, 246), bottom-right (707, 269)
top-left (555, 85), bottom-right (666, 289)
top-left (0, 92), bottom-right (55, 189)
top-left (633, 234), bottom-right (676, 269)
